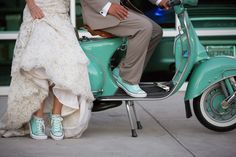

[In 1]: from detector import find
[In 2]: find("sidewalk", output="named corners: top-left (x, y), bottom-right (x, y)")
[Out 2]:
top-left (0, 92), bottom-right (235, 157)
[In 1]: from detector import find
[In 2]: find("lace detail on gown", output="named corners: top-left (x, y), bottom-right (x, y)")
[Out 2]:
top-left (0, 0), bottom-right (94, 138)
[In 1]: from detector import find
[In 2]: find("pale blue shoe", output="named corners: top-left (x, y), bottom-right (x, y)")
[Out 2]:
top-left (50, 114), bottom-right (64, 140)
top-left (113, 68), bottom-right (147, 98)
top-left (29, 116), bottom-right (48, 140)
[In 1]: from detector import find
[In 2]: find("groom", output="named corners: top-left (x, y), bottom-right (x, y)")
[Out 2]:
top-left (80, 0), bottom-right (169, 97)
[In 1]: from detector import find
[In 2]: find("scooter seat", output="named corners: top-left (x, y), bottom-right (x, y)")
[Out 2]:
top-left (84, 25), bottom-right (114, 38)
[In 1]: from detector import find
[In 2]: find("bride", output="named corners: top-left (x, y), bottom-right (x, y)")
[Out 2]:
top-left (0, 0), bottom-right (94, 140)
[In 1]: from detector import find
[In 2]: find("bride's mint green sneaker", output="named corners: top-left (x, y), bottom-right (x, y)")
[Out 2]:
top-left (50, 114), bottom-right (64, 140)
top-left (29, 116), bottom-right (48, 140)
top-left (112, 68), bottom-right (147, 98)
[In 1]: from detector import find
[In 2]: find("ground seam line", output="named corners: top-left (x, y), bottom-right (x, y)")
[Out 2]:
top-left (136, 102), bottom-right (196, 157)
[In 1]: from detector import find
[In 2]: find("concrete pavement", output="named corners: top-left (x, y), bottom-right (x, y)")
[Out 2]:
top-left (0, 92), bottom-right (235, 157)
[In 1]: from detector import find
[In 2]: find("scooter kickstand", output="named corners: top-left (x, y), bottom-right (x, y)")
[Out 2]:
top-left (125, 101), bottom-right (138, 137)
top-left (130, 101), bottom-right (143, 130)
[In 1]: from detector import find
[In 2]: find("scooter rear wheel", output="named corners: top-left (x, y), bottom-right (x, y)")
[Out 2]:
top-left (193, 83), bottom-right (236, 132)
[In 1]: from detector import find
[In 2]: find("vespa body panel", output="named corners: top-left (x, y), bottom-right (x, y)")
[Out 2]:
top-left (185, 56), bottom-right (236, 100)
top-left (80, 38), bottom-right (123, 97)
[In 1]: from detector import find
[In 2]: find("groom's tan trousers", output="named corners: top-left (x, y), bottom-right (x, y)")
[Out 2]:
top-left (102, 11), bottom-right (163, 84)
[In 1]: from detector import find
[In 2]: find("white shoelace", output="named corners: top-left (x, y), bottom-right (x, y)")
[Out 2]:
top-left (51, 116), bottom-right (63, 133)
top-left (35, 119), bottom-right (46, 134)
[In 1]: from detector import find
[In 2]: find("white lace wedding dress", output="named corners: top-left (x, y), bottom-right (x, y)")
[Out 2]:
top-left (0, 0), bottom-right (94, 138)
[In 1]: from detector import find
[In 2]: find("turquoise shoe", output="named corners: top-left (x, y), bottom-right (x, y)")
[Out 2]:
top-left (50, 114), bottom-right (64, 140)
top-left (29, 116), bottom-right (48, 140)
top-left (113, 68), bottom-right (147, 98)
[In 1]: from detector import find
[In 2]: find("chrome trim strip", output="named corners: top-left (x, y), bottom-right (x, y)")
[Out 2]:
top-left (1, 29), bottom-right (236, 40)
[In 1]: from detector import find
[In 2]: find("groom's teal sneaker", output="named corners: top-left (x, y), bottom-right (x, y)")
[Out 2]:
top-left (112, 68), bottom-right (147, 98)
top-left (29, 116), bottom-right (48, 140)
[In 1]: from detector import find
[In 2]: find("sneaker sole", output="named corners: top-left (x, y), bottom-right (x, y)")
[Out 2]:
top-left (28, 123), bottom-right (47, 140)
top-left (50, 131), bottom-right (64, 140)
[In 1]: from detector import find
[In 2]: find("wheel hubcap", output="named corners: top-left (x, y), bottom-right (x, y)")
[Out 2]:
top-left (203, 86), bottom-right (236, 124)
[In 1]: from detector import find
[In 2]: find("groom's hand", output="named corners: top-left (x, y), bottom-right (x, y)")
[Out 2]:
top-left (108, 3), bottom-right (128, 21)
top-left (159, 0), bottom-right (170, 10)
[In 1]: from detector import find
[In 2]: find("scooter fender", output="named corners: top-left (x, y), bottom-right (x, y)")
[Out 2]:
top-left (185, 56), bottom-right (236, 100)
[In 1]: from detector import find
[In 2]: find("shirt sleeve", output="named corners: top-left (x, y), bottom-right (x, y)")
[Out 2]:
top-left (100, 2), bottom-right (112, 17)
top-left (156, 0), bottom-right (162, 5)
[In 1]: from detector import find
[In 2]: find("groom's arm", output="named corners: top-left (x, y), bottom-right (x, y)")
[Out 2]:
top-left (149, 0), bottom-right (170, 9)
top-left (84, 0), bottom-right (128, 20)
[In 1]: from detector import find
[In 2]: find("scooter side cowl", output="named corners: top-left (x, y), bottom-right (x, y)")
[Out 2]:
top-left (80, 38), bottom-right (124, 97)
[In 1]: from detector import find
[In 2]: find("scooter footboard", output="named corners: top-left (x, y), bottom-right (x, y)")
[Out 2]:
top-left (185, 56), bottom-right (236, 100)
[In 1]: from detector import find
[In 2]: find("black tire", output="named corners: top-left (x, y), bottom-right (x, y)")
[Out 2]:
top-left (193, 83), bottom-right (236, 132)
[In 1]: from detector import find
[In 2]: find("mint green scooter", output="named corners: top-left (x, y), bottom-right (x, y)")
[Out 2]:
top-left (79, 0), bottom-right (236, 137)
